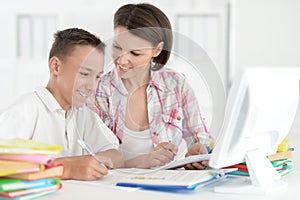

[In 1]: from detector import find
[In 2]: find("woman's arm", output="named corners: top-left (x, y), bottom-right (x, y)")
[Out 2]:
top-left (180, 77), bottom-right (210, 169)
top-left (95, 149), bottom-right (124, 168)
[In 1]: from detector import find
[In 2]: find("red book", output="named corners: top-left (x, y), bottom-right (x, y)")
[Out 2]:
top-left (225, 163), bottom-right (248, 172)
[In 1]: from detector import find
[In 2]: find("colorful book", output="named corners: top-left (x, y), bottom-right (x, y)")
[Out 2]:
top-left (0, 181), bottom-right (61, 198)
top-left (226, 159), bottom-right (293, 177)
top-left (0, 178), bottom-right (59, 193)
top-left (0, 160), bottom-right (44, 177)
top-left (5, 164), bottom-right (64, 181)
top-left (0, 138), bottom-right (63, 155)
top-left (268, 150), bottom-right (293, 161)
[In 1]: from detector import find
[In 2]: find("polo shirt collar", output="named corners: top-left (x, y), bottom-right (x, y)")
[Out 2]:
top-left (35, 87), bottom-right (64, 112)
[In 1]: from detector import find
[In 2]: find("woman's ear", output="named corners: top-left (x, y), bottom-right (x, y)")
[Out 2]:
top-left (152, 42), bottom-right (164, 58)
top-left (49, 57), bottom-right (61, 75)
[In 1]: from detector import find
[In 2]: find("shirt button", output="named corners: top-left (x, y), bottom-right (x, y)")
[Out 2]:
top-left (177, 116), bottom-right (181, 121)
top-left (58, 110), bottom-right (65, 116)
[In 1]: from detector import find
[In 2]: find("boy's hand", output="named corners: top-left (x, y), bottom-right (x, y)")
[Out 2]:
top-left (94, 154), bottom-right (114, 169)
top-left (54, 155), bottom-right (110, 180)
top-left (184, 143), bottom-right (209, 170)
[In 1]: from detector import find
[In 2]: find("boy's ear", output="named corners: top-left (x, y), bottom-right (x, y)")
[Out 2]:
top-left (49, 57), bottom-right (61, 75)
top-left (152, 42), bottom-right (164, 58)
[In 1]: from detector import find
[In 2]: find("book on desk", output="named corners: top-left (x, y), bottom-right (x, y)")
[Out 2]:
top-left (115, 168), bottom-right (237, 191)
top-left (4, 164), bottom-right (63, 181)
top-left (0, 138), bottom-right (63, 199)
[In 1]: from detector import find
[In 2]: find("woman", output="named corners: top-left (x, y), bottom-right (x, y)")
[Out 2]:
top-left (96, 3), bottom-right (209, 169)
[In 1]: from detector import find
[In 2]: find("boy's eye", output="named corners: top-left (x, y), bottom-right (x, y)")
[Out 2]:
top-left (113, 45), bottom-right (122, 50)
top-left (79, 72), bottom-right (89, 76)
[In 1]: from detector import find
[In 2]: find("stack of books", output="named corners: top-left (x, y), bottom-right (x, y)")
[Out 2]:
top-left (0, 138), bottom-right (64, 199)
top-left (226, 138), bottom-right (294, 176)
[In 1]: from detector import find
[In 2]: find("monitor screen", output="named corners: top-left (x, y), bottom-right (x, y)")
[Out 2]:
top-left (209, 67), bottom-right (300, 195)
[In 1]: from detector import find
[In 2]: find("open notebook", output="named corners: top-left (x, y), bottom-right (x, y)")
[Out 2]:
top-left (115, 168), bottom-right (237, 191)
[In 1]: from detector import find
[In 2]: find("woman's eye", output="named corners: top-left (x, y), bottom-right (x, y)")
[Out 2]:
top-left (131, 51), bottom-right (140, 56)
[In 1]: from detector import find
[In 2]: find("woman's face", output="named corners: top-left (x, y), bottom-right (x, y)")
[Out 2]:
top-left (112, 26), bottom-right (161, 79)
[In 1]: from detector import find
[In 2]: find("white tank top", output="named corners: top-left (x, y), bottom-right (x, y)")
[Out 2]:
top-left (120, 127), bottom-right (153, 160)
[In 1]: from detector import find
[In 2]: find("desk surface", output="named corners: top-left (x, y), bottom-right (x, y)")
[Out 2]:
top-left (40, 171), bottom-right (299, 200)
top-left (41, 123), bottom-right (300, 200)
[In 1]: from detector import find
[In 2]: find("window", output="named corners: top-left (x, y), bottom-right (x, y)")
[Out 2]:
top-left (17, 14), bottom-right (57, 59)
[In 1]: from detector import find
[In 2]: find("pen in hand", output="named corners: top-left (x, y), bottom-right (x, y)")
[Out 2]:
top-left (77, 139), bottom-right (108, 169)
top-left (154, 142), bottom-right (178, 156)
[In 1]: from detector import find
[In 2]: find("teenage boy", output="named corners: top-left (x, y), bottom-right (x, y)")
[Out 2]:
top-left (0, 28), bottom-right (124, 180)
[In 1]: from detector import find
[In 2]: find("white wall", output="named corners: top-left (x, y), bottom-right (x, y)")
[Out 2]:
top-left (0, 0), bottom-right (228, 129)
top-left (1, 0), bottom-right (299, 132)
top-left (230, 0), bottom-right (300, 80)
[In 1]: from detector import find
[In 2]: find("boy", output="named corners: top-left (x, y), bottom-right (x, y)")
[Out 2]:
top-left (0, 28), bottom-right (124, 180)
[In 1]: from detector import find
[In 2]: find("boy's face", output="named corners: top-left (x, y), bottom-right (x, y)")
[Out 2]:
top-left (56, 45), bottom-right (104, 109)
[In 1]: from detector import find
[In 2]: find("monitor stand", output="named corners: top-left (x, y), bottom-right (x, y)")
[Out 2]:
top-left (214, 148), bottom-right (288, 195)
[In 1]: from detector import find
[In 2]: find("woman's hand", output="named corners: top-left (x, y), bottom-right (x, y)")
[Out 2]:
top-left (184, 143), bottom-right (209, 170)
top-left (124, 142), bottom-right (178, 169)
top-left (154, 142), bottom-right (178, 155)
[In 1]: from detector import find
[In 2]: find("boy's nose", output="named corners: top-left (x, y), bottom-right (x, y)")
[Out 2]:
top-left (86, 79), bottom-right (98, 91)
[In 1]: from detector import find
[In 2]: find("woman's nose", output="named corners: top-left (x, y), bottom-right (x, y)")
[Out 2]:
top-left (117, 51), bottom-right (130, 65)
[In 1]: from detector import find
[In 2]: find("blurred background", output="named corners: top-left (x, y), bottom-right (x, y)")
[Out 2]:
top-left (0, 0), bottom-right (300, 131)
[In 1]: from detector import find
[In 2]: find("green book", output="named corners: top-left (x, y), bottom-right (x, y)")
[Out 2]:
top-left (0, 178), bottom-right (59, 193)
top-left (271, 159), bottom-right (292, 168)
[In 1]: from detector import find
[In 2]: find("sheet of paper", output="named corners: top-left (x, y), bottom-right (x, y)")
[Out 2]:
top-left (154, 154), bottom-right (211, 170)
top-left (66, 169), bottom-right (144, 192)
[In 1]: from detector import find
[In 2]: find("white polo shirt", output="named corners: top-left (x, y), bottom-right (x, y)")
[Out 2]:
top-left (0, 87), bottom-right (119, 157)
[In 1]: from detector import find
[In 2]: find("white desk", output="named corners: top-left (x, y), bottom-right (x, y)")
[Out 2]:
top-left (41, 122), bottom-right (300, 200)
top-left (41, 171), bottom-right (299, 200)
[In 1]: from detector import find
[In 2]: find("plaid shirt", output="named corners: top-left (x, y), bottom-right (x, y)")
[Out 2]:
top-left (95, 67), bottom-right (208, 147)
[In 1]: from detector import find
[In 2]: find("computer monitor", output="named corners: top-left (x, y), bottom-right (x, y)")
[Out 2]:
top-left (209, 67), bottom-right (300, 195)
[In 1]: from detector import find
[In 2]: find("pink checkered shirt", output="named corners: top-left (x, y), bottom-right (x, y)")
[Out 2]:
top-left (95, 67), bottom-right (208, 147)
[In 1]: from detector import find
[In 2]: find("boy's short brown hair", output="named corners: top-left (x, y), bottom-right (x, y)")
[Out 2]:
top-left (49, 28), bottom-right (105, 61)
